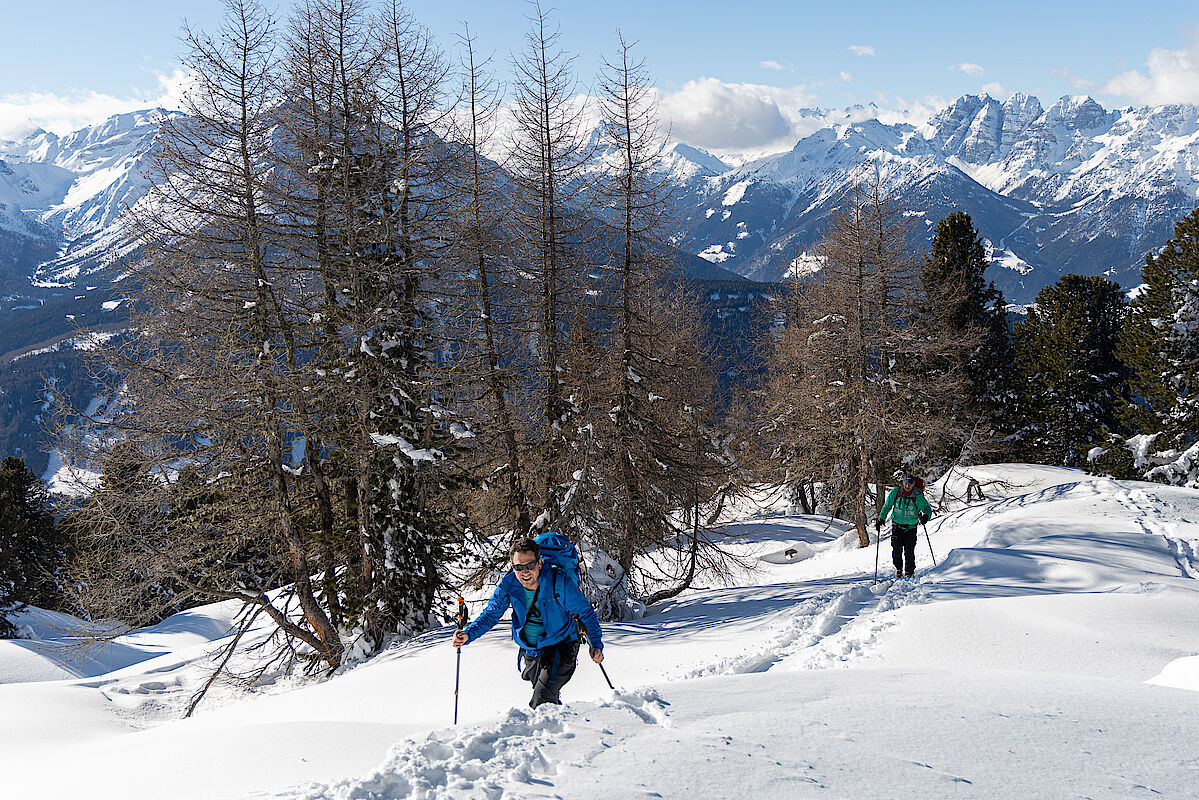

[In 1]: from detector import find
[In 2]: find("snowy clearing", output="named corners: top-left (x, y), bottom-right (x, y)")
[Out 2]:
top-left (2, 464), bottom-right (1198, 799)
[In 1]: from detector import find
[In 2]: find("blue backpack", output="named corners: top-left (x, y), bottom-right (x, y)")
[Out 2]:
top-left (534, 531), bottom-right (582, 593)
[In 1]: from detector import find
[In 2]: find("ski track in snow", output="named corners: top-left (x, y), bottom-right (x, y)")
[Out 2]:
top-left (685, 477), bottom-right (1199, 682)
top-left (681, 575), bottom-right (930, 678)
top-left (1104, 479), bottom-right (1199, 579)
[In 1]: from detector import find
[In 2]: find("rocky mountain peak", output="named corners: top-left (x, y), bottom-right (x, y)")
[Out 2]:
top-left (999, 92), bottom-right (1044, 155)
top-left (1040, 95), bottom-right (1114, 132)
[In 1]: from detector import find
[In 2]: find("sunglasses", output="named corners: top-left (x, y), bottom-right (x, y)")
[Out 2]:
top-left (512, 560), bottom-right (539, 573)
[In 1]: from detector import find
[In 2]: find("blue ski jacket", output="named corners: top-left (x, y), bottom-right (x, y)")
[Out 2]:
top-left (462, 563), bottom-right (604, 656)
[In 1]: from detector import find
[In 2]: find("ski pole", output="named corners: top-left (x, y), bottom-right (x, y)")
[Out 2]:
top-left (453, 596), bottom-right (468, 725)
top-left (922, 521), bottom-right (937, 566)
top-left (873, 520), bottom-right (881, 582)
top-left (580, 626), bottom-right (615, 691)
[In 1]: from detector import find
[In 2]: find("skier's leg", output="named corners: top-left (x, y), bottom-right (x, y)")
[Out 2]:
top-left (890, 530), bottom-right (904, 575)
top-left (530, 639), bottom-right (580, 707)
top-left (527, 649), bottom-right (553, 707)
top-left (520, 650), bottom-right (539, 684)
top-left (903, 530), bottom-right (917, 576)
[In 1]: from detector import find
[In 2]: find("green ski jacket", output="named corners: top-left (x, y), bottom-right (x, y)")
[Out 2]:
top-left (878, 486), bottom-right (933, 527)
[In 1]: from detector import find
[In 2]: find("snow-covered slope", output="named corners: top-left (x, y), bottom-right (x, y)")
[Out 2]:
top-left (2, 464), bottom-right (1197, 799)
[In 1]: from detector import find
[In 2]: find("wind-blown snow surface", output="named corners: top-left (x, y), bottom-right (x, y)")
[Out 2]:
top-left (3, 465), bottom-right (1199, 799)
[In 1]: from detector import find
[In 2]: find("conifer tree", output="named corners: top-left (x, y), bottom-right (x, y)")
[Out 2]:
top-left (279, 0), bottom-right (467, 645)
top-left (920, 212), bottom-right (1008, 467)
top-left (61, 0), bottom-right (472, 668)
top-left (63, 441), bottom-right (180, 623)
top-left (1094, 207), bottom-right (1199, 483)
top-left (584, 35), bottom-right (688, 595)
top-left (508, 3), bottom-right (592, 526)
top-left (0, 456), bottom-right (67, 634)
top-left (1009, 274), bottom-right (1128, 466)
top-left (923, 212), bottom-right (1011, 409)
top-left (365, 0), bottom-right (467, 643)
top-left (445, 28), bottom-right (534, 542)
top-left (64, 0), bottom-right (346, 667)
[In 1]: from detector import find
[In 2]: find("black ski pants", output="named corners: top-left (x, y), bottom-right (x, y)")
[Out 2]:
top-left (891, 523), bottom-right (917, 575)
top-left (520, 637), bottom-right (580, 708)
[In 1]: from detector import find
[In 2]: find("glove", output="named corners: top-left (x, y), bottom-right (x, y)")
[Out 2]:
top-left (918, 512), bottom-right (929, 525)
top-left (874, 519), bottom-right (881, 532)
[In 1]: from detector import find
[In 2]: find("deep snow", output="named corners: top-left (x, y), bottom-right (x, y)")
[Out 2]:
top-left (2, 464), bottom-right (1198, 799)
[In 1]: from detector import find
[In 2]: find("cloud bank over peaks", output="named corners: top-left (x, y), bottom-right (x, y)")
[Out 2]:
top-left (658, 78), bottom-right (946, 157)
top-left (1103, 29), bottom-right (1199, 105)
top-left (658, 78), bottom-right (807, 152)
top-left (0, 69), bottom-right (193, 140)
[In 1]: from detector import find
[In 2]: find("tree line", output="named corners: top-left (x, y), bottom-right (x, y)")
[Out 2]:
top-left (37, 0), bottom-right (736, 675)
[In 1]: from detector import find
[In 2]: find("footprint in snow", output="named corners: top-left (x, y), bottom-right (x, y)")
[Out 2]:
top-left (600, 688), bottom-right (673, 728)
top-left (262, 694), bottom-right (674, 799)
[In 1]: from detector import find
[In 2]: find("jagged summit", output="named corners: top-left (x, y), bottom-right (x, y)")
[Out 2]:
top-left (673, 92), bottom-right (1199, 302)
top-left (0, 117), bottom-right (43, 146)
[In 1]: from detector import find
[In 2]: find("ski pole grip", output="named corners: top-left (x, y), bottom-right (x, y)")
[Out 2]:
top-left (455, 597), bottom-right (468, 630)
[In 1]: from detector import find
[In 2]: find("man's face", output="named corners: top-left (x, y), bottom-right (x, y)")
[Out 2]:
top-left (512, 551), bottom-right (541, 588)
top-left (902, 477), bottom-right (914, 491)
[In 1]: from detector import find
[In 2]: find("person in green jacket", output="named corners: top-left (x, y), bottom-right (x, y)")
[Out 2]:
top-left (876, 473), bottom-right (933, 578)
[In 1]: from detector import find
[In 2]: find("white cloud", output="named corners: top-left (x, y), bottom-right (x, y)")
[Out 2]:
top-left (952, 62), bottom-right (985, 76)
top-left (154, 69), bottom-right (199, 111)
top-left (849, 45), bottom-right (876, 57)
top-left (1102, 30), bottom-right (1199, 104)
top-left (840, 71), bottom-right (853, 83)
top-left (659, 77), bottom-right (817, 152)
top-left (0, 69), bottom-right (193, 139)
top-left (1052, 66), bottom-right (1096, 92)
top-left (658, 78), bottom-right (949, 157)
top-left (981, 82), bottom-right (1010, 99)
top-left (760, 60), bottom-right (785, 71)
top-left (866, 96), bottom-right (948, 127)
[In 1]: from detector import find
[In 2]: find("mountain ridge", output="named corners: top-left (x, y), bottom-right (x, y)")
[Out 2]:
top-left (1, 92), bottom-right (1198, 315)
top-left (674, 92), bottom-right (1199, 301)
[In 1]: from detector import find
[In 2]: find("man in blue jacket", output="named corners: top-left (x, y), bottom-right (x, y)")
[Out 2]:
top-left (452, 537), bottom-right (604, 708)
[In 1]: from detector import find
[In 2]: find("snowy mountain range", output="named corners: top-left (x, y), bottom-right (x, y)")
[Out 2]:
top-left (1, 92), bottom-right (1198, 335)
top-left (0, 109), bottom-right (168, 292)
top-left (672, 93), bottom-right (1199, 302)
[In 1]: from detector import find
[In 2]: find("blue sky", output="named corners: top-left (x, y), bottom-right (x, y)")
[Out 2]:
top-left (3, 0), bottom-right (1198, 151)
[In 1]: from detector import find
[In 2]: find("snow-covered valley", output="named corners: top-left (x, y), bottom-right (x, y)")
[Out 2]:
top-left (2, 464), bottom-right (1198, 799)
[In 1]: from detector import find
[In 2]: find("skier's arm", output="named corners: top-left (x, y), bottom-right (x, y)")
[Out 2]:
top-left (878, 487), bottom-right (897, 521)
top-left (916, 492), bottom-right (933, 518)
top-left (562, 579), bottom-right (604, 652)
top-left (460, 586), bottom-right (511, 646)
